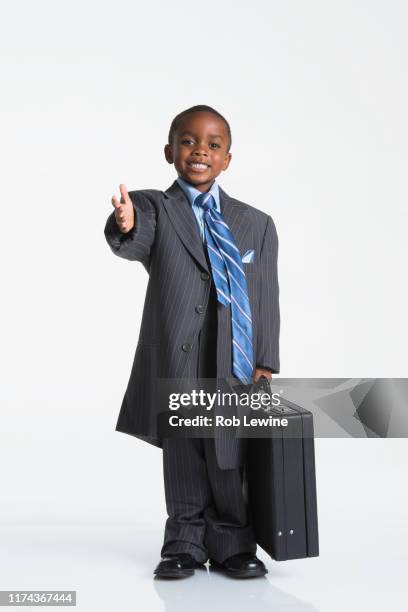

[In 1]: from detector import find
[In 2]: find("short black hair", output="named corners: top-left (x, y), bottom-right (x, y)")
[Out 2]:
top-left (168, 105), bottom-right (232, 152)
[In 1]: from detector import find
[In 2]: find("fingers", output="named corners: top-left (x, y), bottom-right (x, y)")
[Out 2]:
top-left (111, 195), bottom-right (121, 209)
top-left (117, 221), bottom-right (132, 233)
top-left (111, 184), bottom-right (130, 208)
top-left (115, 211), bottom-right (133, 233)
top-left (119, 183), bottom-right (130, 204)
top-left (111, 184), bottom-right (134, 233)
top-left (253, 368), bottom-right (272, 382)
top-left (115, 205), bottom-right (126, 223)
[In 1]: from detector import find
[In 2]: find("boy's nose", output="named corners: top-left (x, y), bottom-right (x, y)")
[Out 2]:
top-left (192, 145), bottom-right (209, 155)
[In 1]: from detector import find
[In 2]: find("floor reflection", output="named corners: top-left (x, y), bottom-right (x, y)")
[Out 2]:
top-left (154, 564), bottom-right (318, 612)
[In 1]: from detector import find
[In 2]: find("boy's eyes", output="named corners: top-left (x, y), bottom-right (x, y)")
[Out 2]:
top-left (181, 139), bottom-right (220, 149)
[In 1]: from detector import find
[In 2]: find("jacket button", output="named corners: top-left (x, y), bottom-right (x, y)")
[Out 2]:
top-left (182, 343), bottom-right (192, 352)
top-left (195, 305), bottom-right (205, 314)
top-left (200, 271), bottom-right (210, 281)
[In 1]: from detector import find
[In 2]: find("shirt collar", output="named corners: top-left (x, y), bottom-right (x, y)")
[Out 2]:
top-left (176, 175), bottom-right (221, 211)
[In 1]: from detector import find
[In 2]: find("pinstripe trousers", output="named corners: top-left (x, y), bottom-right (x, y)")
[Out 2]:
top-left (161, 280), bottom-right (257, 564)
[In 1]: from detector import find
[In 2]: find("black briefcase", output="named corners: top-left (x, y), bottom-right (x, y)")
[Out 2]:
top-left (245, 378), bottom-right (319, 561)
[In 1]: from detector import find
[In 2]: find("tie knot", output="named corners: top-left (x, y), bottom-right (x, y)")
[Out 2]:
top-left (195, 192), bottom-right (215, 212)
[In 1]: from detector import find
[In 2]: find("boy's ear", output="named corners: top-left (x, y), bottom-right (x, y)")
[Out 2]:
top-left (222, 151), bottom-right (232, 171)
top-left (164, 144), bottom-right (174, 164)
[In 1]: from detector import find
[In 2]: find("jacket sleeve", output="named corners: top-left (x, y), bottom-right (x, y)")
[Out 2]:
top-left (104, 191), bottom-right (157, 267)
top-left (256, 214), bottom-right (280, 374)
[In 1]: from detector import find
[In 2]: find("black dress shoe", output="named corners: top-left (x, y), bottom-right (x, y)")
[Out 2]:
top-left (154, 553), bottom-right (204, 578)
top-left (209, 553), bottom-right (267, 578)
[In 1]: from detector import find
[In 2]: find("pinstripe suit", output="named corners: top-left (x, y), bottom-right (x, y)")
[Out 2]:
top-left (160, 269), bottom-right (257, 562)
top-left (104, 179), bottom-right (280, 470)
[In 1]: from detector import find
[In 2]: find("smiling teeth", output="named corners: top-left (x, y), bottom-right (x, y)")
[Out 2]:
top-left (189, 163), bottom-right (208, 169)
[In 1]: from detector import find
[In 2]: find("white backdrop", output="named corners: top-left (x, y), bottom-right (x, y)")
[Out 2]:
top-left (0, 1), bottom-right (407, 609)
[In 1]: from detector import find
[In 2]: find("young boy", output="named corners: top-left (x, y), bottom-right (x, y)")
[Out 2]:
top-left (104, 104), bottom-right (280, 578)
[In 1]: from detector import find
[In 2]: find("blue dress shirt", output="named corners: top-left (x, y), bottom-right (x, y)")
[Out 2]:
top-left (176, 175), bottom-right (221, 242)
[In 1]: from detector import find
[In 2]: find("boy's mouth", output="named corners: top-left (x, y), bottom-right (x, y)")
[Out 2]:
top-left (186, 161), bottom-right (211, 173)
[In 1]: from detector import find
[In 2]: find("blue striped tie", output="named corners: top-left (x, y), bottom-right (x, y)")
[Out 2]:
top-left (195, 192), bottom-right (254, 383)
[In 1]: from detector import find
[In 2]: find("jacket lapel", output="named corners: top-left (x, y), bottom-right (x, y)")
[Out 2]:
top-left (217, 184), bottom-right (248, 252)
top-left (163, 180), bottom-right (209, 271)
top-left (163, 180), bottom-right (248, 271)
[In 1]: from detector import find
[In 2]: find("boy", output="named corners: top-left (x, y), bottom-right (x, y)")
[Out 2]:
top-left (104, 105), bottom-right (280, 578)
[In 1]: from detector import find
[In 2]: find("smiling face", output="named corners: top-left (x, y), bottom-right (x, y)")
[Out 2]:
top-left (164, 111), bottom-right (232, 192)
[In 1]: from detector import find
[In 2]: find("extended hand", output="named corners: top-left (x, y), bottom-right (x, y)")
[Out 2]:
top-left (111, 184), bottom-right (135, 233)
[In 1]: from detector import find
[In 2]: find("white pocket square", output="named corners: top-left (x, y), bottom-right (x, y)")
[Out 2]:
top-left (242, 249), bottom-right (255, 263)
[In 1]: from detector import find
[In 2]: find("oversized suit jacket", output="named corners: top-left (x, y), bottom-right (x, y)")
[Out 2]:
top-left (104, 179), bottom-right (280, 469)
